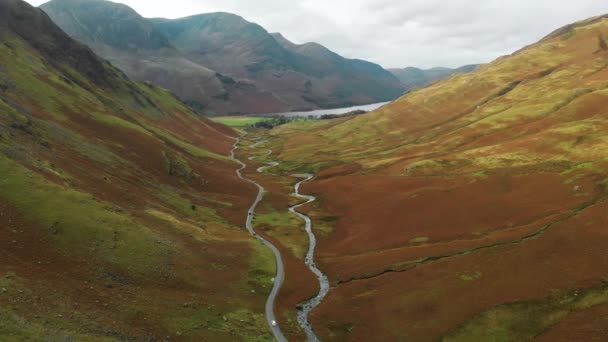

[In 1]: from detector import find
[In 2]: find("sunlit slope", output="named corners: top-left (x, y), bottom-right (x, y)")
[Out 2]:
top-left (0, 1), bottom-right (274, 340)
top-left (276, 14), bottom-right (608, 172)
top-left (270, 14), bottom-right (608, 341)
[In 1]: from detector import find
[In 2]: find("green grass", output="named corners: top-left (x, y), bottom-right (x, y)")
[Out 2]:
top-left (247, 240), bottom-right (276, 291)
top-left (167, 305), bottom-right (273, 341)
top-left (142, 123), bottom-right (229, 161)
top-left (136, 82), bottom-right (184, 115)
top-left (212, 116), bottom-right (271, 127)
top-left (562, 162), bottom-right (595, 174)
top-left (0, 37), bottom-right (114, 122)
top-left (90, 112), bottom-right (153, 137)
top-left (443, 284), bottom-right (608, 341)
top-left (0, 153), bottom-right (171, 276)
top-left (156, 185), bottom-right (226, 224)
top-left (254, 205), bottom-right (309, 258)
top-left (254, 210), bottom-right (298, 227)
top-left (40, 120), bottom-right (124, 166)
top-left (0, 308), bottom-right (119, 342)
top-left (0, 272), bottom-right (117, 342)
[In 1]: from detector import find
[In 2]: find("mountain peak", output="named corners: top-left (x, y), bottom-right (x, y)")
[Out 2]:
top-left (41, 0), bottom-right (404, 114)
top-left (190, 11), bottom-right (246, 20)
top-left (41, 0), bottom-right (174, 51)
top-left (1, 0), bottom-right (117, 87)
top-left (542, 13), bottom-right (608, 41)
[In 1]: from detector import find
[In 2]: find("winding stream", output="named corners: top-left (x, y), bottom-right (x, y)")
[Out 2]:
top-left (231, 138), bottom-right (287, 342)
top-left (232, 137), bottom-right (329, 342)
top-left (291, 175), bottom-right (330, 342)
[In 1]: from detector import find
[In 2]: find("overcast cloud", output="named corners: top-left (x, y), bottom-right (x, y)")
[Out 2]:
top-left (26, 0), bottom-right (608, 68)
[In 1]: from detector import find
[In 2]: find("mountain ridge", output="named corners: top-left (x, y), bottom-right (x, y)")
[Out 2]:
top-left (40, 0), bottom-right (289, 116)
top-left (150, 11), bottom-right (405, 110)
top-left (41, 0), bottom-right (405, 115)
top-left (389, 64), bottom-right (480, 91)
top-left (0, 0), bottom-right (120, 88)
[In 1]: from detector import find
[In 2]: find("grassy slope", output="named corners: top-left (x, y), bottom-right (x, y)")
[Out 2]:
top-left (0, 3), bottom-right (274, 340)
top-left (212, 116), bottom-right (271, 127)
top-left (269, 15), bottom-right (608, 341)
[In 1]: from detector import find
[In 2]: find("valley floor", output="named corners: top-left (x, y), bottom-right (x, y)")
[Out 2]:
top-left (3, 3), bottom-right (608, 340)
top-left (239, 125), bottom-right (608, 341)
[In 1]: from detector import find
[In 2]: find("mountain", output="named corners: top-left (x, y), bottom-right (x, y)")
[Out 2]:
top-left (40, 0), bottom-right (404, 115)
top-left (39, 0), bottom-right (288, 116)
top-left (266, 14), bottom-right (608, 341)
top-left (389, 64), bottom-right (479, 90)
top-left (151, 13), bottom-right (405, 110)
top-left (0, 0), bottom-right (275, 339)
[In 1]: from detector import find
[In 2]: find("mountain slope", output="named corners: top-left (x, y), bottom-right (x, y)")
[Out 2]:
top-left (389, 64), bottom-right (479, 90)
top-left (269, 14), bottom-right (608, 341)
top-left (41, 0), bottom-right (405, 114)
top-left (152, 13), bottom-right (404, 110)
top-left (0, 0), bottom-right (275, 340)
top-left (37, 0), bottom-right (172, 50)
top-left (40, 0), bottom-right (288, 115)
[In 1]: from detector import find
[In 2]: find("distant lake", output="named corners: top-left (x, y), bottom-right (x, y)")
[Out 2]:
top-left (257, 102), bottom-right (391, 118)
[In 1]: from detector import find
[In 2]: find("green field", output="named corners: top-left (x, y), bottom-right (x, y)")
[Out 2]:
top-left (212, 116), bottom-right (270, 127)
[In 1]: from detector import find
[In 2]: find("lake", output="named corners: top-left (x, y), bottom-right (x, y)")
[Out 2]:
top-left (258, 101), bottom-right (391, 118)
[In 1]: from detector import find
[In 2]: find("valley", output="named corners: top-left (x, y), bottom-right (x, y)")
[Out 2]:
top-left (249, 13), bottom-right (608, 340)
top-left (231, 137), bottom-right (287, 341)
top-left (2, 0), bottom-right (608, 341)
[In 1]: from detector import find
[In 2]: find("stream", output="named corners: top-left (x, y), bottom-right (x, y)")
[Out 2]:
top-left (290, 174), bottom-right (330, 342)
top-left (233, 137), bottom-right (329, 342)
top-left (231, 138), bottom-right (287, 342)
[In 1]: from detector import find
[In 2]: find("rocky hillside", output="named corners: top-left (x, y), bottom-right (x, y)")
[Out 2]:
top-left (389, 64), bottom-right (479, 90)
top-left (269, 13), bottom-right (608, 341)
top-left (41, 0), bottom-right (405, 115)
top-left (0, 0), bottom-right (275, 340)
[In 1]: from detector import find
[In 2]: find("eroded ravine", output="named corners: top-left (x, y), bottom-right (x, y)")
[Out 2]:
top-left (291, 175), bottom-right (330, 342)
top-left (231, 138), bottom-right (287, 342)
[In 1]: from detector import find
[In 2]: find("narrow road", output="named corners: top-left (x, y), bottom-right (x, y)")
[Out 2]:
top-left (291, 174), bottom-right (330, 342)
top-left (231, 138), bottom-right (287, 342)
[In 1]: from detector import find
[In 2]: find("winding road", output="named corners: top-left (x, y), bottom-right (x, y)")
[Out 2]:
top-left (231, 138), bottom-right (287, 342)
top-left (232, 137), bottom-right (329, 342)
top-left (290, 175), bottom-right (330, 342)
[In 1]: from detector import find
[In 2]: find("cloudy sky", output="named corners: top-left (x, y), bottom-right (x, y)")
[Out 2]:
top-left (27, 0), bottom-right (608, 68)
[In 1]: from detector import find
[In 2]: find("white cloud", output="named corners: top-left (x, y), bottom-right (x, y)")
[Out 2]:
top-left (27, 0), bottom-right (608, 68)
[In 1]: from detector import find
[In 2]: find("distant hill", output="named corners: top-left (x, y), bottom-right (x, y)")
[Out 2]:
top-left (389, 64), bottom-right (479, 90)
top-left (40, 0), bottom-right (405, 115)
top-left (151, 13), bottom-right (404, 110)
top-left (40, 0), bottom-right (286, 115)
